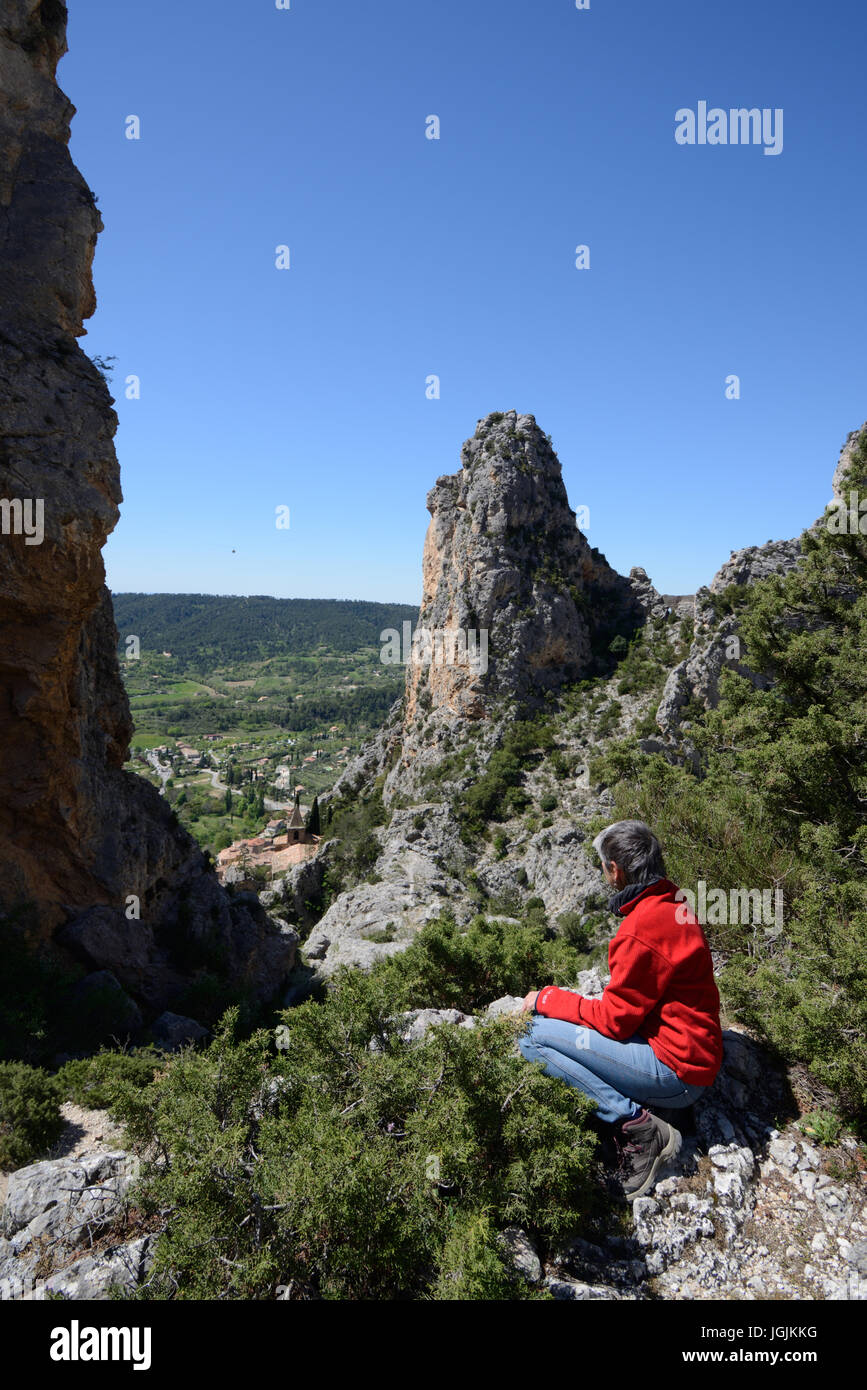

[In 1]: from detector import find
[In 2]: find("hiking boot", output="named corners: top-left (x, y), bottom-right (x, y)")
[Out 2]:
top-left (613, 1107), bottom-right (682, 1201)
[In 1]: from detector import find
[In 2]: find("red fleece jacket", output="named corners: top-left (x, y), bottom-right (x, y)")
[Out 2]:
top-left (534, 879), bottom-right (723, 1085)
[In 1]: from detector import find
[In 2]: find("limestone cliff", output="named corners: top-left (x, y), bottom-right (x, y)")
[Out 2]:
top-left (0, 2), bottom-right (293, 1018)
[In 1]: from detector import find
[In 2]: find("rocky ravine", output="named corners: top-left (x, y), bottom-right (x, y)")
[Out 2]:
top-left (0, 1), bottom-right (294, 1022)
top-left (1, 379), bottom-right (864, 1296)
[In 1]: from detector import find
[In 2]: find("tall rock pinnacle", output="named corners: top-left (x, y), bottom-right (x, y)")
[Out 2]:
top-left (406, 410), bottom-right (641, 721)
top-left (379, 410), bottom-right (651, 801)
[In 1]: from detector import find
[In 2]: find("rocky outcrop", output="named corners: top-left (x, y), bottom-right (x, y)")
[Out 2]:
top-left (474, 818), bottom-right (600, 919)
top-left (303, 804), bottom-right (474, 977)
top-left (627, 567), bottom-right (668, 626)
top-left (0, 1146), bottom-right (147, 1300)
top-left (0, 2), bottom-right (293, 1017)
top-left (832, 425), bottom-right (867, 501)
top-left (381, 411), bottom-right (649, 802)
top-left (305, 412), bottom-right (676, 977)
top-left (261, 837), bottom-right (339, 931)
top-left (655, 539), bottom-right (805, 746)
top-left (662, 594), bottom-right (696, 622)
top-left (656, 428), bottom-right (867, 747)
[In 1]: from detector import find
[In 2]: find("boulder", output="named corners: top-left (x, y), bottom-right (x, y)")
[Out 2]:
top-left (58, 910), bottom-right (154, 991)
top-left (498, 1227), bottom-right (542, 1283)
top-left (304, 806), bottom-right (473, 979)
top-left (0, 1148), bottom-right (139, 1301)
top-left (386, 1008), bottom-right (475, 1044)
top-left (150, 1012), bottom-right (209, 1051)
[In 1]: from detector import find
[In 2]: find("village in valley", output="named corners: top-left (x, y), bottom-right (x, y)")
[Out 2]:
top-left (140, 733), bottom-right (338, 887)
top-left (114, 594), bottom-right (416, 884)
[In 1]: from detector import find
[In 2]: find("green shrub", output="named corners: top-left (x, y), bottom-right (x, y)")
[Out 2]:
top-left (540, 794), bottom-right (557, 813)
top-left (56, 1048), bottom-right (168, 1111)
top-left (606, 629), bottom-right (674, 698)
top-left (371, 911), bottom-right (582, 1013)
top-left (456, 720), bottom-right (554, 838)
top-left (109, 911), bottom-right (604, 1300)
top-left (634, 711), bottom-right (659, 739)
top-left (431, 1210), bottom-right (525, 1299)
top-left (797, 1109), bottom-right (843, 1147)
top-left (484, 888), bottom-right (522, 917)
top-left (422, 749), bottom-right (470, 785)
top-left (594, 700), bottom-right (622, 738)
top-left (112, 977), bottom-right (599, 1301)
top-left (0, 1062), bottom-right (63, 1170)
top-left (364, 925), bottom-right (397, 944)
top-left (555, 912), bottom-right (592, 952)
top-left (550, 750), bottom-right (575, 780)
top-left (317, 791), bottom-right (388, 910)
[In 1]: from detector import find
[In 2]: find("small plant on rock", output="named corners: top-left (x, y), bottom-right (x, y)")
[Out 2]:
top-left (797, 1110), bottom-right (843, 1147)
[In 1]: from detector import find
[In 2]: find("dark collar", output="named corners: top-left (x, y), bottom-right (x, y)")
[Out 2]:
top-left (608, 875), bottom-right (668, 915)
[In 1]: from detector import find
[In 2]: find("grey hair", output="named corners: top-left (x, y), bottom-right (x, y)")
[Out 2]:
top-left (592, 820), bottom-right (666, 881)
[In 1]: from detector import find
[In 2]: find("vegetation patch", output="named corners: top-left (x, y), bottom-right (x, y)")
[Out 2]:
top-left (0, 1061), bottom-right (63, 1170)
top-left (112, 913), bottom-right (605, 1300)
top-left (590, 432), bottom-right (867, 1120)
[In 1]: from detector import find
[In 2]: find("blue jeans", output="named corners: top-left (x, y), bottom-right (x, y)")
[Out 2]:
top-left (518, 1015), bottom-right (707, 1125)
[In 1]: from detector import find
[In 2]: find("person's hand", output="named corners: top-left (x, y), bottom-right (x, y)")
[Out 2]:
top-left (520, 990), bottom-right (539, 1013)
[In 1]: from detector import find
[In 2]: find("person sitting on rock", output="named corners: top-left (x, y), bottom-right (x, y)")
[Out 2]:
top-left (518, 819), bottom-right (723, 1201)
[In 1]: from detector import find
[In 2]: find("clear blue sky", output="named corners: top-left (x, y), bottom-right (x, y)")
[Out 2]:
top-left (62, 0), bottom-right (867, 604)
